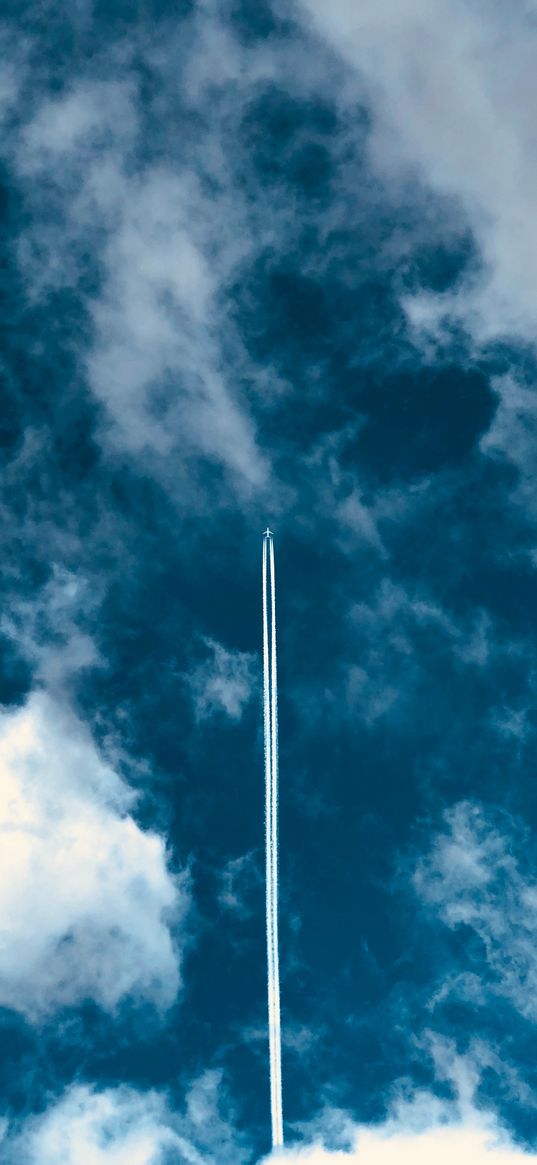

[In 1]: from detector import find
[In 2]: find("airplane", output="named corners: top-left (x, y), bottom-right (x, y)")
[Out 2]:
top-left (264, 527), bottom-right (273, 538)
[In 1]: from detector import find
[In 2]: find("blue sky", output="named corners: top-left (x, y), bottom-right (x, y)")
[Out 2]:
top-left (2, 0), bottom-right (537, 1161)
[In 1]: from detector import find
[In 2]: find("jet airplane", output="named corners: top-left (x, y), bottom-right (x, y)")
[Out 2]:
top-left (264, 527), bottom-right (273, 538)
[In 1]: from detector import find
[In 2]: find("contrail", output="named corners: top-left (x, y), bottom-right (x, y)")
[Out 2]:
top-left (263, 530), bottom-right (283, 1149)
top-left (262, 537), bottom-right (276, 1139)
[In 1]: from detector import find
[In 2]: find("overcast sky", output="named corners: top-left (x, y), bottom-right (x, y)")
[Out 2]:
top-left (2, 0), bottom-right (537, 1161)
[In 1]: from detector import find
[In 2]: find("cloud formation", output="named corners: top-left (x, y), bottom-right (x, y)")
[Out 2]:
top-left (267, 1123), bottom-right (537, 1163)
top-left (186, 637), bottom-right (258, 723)
top-left (262, 1028), bottom-right (537, 1161)
top-left (1, 566), bottom-right (101, 693)
top-left (11, 39), bottom-right (269, 502)
top-left (1, 1072), bottom-right (247, 1165)
top-left (4, 1065), bottom-right (536, 1165)
top-left (0, 691), bottom-right (185, 1019)
top-left (414, 801), bottom-right (537, 1022)
top-left (299, 0), bottom-right (537, 345)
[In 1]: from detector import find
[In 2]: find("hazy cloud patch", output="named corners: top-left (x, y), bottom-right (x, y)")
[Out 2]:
top-left (1, 565), bottom-right (102, 693)
top-left (414, 801), bottom-right (537, 1022)
top-left (186, 637), bottom-right (258, 723)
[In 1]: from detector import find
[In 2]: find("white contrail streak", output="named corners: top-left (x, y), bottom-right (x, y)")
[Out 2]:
top-left (269, 536), bottom-right (283, 1146)
top-left (263, 532), bottom-right (283, 1149)
top-left (262, 538), bottom-right (276, 1139)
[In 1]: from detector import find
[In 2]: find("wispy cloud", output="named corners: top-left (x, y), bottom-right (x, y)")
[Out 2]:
top-left (343, 577), bottom-right (512, 725)
top-left (8, 24), bottom-right (273, 504)
top-left (1, 565), bottom-right (102, 693)
top-left (186, 637), bottom-right (258, 723)
top-left (414, 801), bottom-right (537, 1022)
top-left (218, 850), bottom-right (261, 918)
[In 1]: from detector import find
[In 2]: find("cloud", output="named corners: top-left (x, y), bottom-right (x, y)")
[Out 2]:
top-left (11, 34), bottom-right (269, 501)
top-left (343, 577), bottom-right (502, 724)
top-left (1, 565), bottom-right (102, 692)
top-left (20, 79), bottom-right (138, 169)
top-left (266, 1040), bottom-right (537, 1161)
top-left (0, 691), bottom-right (186, 1019)
top-left (267, 1124), bottom-right (537, 1163)
top-left (298, 0), bottom-right (537, 347)
top-left (6, 1072), bottom-right (537, 1165)
top-left (478, 373), bottom-right (537, 512)
top-left (287, 570), bottom-right (522, 745)
top-left (4, 1086), bottom-right (178, 1165)
top-left (414, 801), bottom-right (537, 1021)
top-left (186, 637), bottom-right (258, 723)
top-left (85, 162), bottom-right (266, 488)
top-left (6, 1065), bottom-right (536, 1165)
top-left (1, 1071), bottom-right (248, 1165)
top-left (217, 850), bottom-right (261, 918)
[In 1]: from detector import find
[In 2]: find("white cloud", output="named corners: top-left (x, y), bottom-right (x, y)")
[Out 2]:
top-left (1, 565), bottom-right (102, 692)
top-left (85, 163), bottom-right (265, 488)
top-left (0, 691), bottom-right (185, 1019)
top-left (298, 0), bottom-right (537, 348)
top-left (12, 47), bottom-right (268, 499)
top-left (265, 1041), bottom-right (537, 1161)
top-left (1, 1071), bottom-right (247, 1165)
top-left (414, 801), bottom-right (537, 1021)
top-left (2, 1039), bottom-right (535, 1165)
top-left (186, 637), bottom-right (258, 723)
top-left (267, 1124), bottom-right (537, 1163)
top-left (8, 1086), bottom-right (537, 1165)
top-left (5, 1087), bottom-right (178, 1165)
